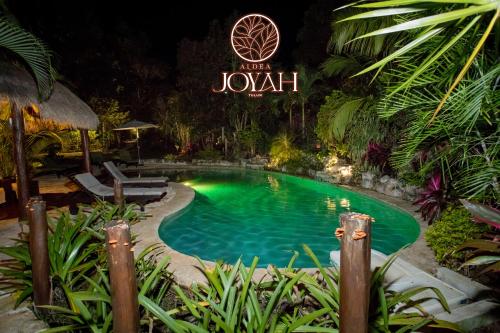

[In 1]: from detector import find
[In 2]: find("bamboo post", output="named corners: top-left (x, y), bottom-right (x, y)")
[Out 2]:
top-left (11, 103), bottom-right (29, 220)
top-left (338, 212), bottom-right (373, 333)
top-left (80, 129), bottom-right (92, 173)
top-left (105, 221), bottom-right (139, 332)
top-left (27, 197), bottom-right (51, 309)
top-left (113, 179), bottom-right (124, 210)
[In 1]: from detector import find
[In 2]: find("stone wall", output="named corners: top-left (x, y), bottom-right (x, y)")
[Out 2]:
top-left (141, 158), bottom-right (421, 202)
top-left (361, 171), bottom-right (421, 201)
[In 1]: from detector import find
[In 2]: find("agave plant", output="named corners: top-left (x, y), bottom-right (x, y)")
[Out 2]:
top-left (39, 245), bottom-right (174, 333)
top-left (0, 209), bottom-right (106, 307)
top-left (140, 255), bottom-right (332, 333)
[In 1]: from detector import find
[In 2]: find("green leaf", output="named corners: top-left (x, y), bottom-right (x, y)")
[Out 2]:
top-left (139, 254), bottom-right (170, 296)
top-left (138, 294), bottom-right (186, 332)
top-left (287, 307), bottom-right (332, 331)
top-left (354, 28), bottom-right (443, 77)
top-left (462, 255), bottom-right (500, 266)
top-left (339, 7), bottom-right (426, 22)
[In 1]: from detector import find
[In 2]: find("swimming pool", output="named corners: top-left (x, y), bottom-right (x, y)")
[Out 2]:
top-left (157, 168), bottom-right (419, 268)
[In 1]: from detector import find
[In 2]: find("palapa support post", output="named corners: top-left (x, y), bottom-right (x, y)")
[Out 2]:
top-left (11, 103), bottom-right (30, 220)
top-left (80, 129), bottom-right (92, 173)
top-left (113, 179), bottom-right (124, 210)
top-left (27, 197), bottom-right (51, 309)
top-left (338, 212), bottom-right (373, 333)
top-left (105, 221), bottom-right (139, 333)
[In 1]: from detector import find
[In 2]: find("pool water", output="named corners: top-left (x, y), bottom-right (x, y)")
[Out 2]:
top-left (157, 169), bottom-right (419, 268)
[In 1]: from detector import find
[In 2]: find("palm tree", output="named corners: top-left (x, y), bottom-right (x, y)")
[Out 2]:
top-left (338, 0), bottom-right (500, 201)
top-left (279, 91), bottom-right (297, 129)
top-left (0, 12), bottom-right (54, 99)
top-left (296, 65), bottom-right (321, 139)
top-left (340, 0), bottom-right (499, 120)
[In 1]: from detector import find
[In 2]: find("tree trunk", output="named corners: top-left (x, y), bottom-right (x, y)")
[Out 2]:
top-left (301, 100), bottom-right (305, 138)
top-left (80, 129), bottom-right (92, 174)
top-left (11, 103), bottom-right (29, 220)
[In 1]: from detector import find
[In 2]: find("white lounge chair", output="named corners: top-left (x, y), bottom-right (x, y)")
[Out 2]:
top-left (103, 161), bottom-right (168, 187)
top-left (73, 173), bottom-right (166, 208)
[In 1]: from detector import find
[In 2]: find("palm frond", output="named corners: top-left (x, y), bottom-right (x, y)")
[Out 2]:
top-left (0, 15), bottom-right (55, 100)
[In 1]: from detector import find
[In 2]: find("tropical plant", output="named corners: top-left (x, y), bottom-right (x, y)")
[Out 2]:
top-left (340, 0), bottom-right (499, 119)
top-left (337, 1), bottom-right (500, 202)
top-left (425, 206), bottom-right (490, 266)
top-left (455, 199), bottom-right (500, 276)
top-left (37, 245), bottom-right (173, 333)
top-left (460, 199), bottom-right (500, 230)
top-left (414, 171), bottom-right (448, 223)
top-left (89, 98), bottom-right (129, 150)
top-left (142, 245), bottom-right (460, 332)
top-left (0, 209), bottom-right (106, 307)
top-left (362, 142), bottom-right (391, 174)
top-left (269, 133), bottom-right (301, 169)
top-left (239, 123), bottom-right (264, 156)
top-left (316, 91), bottom-right (389, 161)
top-left (0, 13), bottom-right (54, 99)
top-left (296, 65), bottom-right (322, 139)
top-left (457, 239), bottom-right (500, 275)
top-left (0, 98), bottom-right (15, 177)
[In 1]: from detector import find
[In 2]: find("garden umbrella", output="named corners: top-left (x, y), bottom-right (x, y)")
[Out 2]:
top-left (113, 120), bottom-right (158, 164)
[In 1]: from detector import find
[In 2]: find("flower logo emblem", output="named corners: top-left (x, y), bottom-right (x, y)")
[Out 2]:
top-left (231, 14), bottom-right (280, 63)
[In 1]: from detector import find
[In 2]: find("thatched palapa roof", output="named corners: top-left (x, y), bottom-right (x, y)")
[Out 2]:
top-left (0, 62), bottom-right (99, 130)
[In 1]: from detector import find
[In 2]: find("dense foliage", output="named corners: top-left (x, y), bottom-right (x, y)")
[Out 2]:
top-left (425, 206), bottom-right (490, 267)
top-left (0, 203), bottom-right (461, 332)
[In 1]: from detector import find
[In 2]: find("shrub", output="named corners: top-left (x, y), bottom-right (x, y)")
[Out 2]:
top-left (425, 206), bottom-right (490, 267)
top-left (195, 147), bottom-right (222, 160)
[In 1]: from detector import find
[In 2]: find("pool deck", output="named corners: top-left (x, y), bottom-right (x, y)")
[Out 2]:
top-left (132, 178), bottom-right (438, 286)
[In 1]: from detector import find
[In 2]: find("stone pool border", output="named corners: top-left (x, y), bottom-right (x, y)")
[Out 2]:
top-left (131, 165), bottom-right (437, 286)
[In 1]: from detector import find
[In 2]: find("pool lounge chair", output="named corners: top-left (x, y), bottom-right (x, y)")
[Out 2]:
top-left (73, 172), bottom-right (167, 209)
top-left (103, 161), bottom-right (168, 187)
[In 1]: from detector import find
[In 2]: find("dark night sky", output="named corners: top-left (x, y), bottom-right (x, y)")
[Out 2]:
top-left (9, 0), bottom-right (317, 65)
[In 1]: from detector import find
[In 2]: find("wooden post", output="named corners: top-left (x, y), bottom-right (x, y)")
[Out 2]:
top-left (113, 179), bottom-right (124, 210)
top-left (338, 212), bottom-right (373, 333)
top-left (105, 221), bottom-right (139, 333)
top-left (11, 103), bottom-right (30, 220)
top-left (80, 129), bottom-right (92, 173)
top-left (27, 197), bottom-right (51, 309)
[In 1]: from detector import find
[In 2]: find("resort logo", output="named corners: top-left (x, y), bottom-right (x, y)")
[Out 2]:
top-left (231, 14), bottom-right (279, 63)
top-left (212, 13), bottom-right (298, 98)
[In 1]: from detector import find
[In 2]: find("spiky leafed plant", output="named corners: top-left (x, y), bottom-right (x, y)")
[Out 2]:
top-left (0, 13), bottom-right (54, 100)
top-left (340, 0), bottom-right (499, 120)
top-left (336, 1), bottom-right (499, 202)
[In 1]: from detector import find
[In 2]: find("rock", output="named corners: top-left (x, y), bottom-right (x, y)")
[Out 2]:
top-left (361, 171), bottom-right (376, 189)
top-left (402, 184), bottom-right (419, 201)
top-left (379, 175), bottom-right (390, 184)
top-left (384, 178), bottom-right (404, 198)
top-left (315, 171), bottom-right (331, 182)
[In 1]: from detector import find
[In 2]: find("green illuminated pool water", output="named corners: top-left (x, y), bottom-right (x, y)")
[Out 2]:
top-left (157, 169), bottom-right (419, 268)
